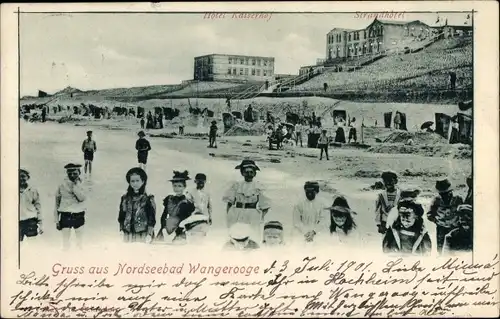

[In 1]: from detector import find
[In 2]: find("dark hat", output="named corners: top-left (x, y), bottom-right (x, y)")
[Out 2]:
top-left (169, 170), bottom-right (190, 182)
top-left (400, 187), bottom-right (421, 200)
top-left (126, 167), bottom-right (148, 183)
top-left (435, 178), bottom-right (452, 193)
top-left (64, 163), bottom-right (82, 170)
top-left (264, 221), bottom-right (283, 231)
top-left (381, 171), bottom-right (398, 182)
top-left (20, 168), bottom-right (30, 177)
top-left (235, 159), bottom-right (260, 171)
top-left (457, 204), bottom-right (473, 217)
top-left (211, 120), bottom-right (217, 124)
top-left (304, 181), bottom-right (320, 191)
top-left (194, 173), bottom-right (207, 181)
top-left (179, 213), bottom-right (209, 231)
top-left (397, 198), bottom-right (424, 217)
top-left (326, 196), bottom-right (356, 215)
top-left (138, 130), bottom-right (146, 137)
top-left (86, 130), bottom-right (93, 134)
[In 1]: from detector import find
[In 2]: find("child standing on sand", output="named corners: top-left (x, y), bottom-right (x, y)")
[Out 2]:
top-left (375, 171), bottom-right (401, 234)
top-left (135, 131), bottom-right (152, 171)
top-left (118, 167), bottom-right (156, 243)
top-left (19, 169), bottom-right (43, 242)
top-left (157, 171), bottom-right (196, 244)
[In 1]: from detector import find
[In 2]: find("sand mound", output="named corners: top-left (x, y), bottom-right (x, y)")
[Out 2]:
top-left (368, 143), bottom-right (472, 159)
top-left (381, 130), bottom-right (446, 144)
top-left (224, 121), bottom-right (266, 136)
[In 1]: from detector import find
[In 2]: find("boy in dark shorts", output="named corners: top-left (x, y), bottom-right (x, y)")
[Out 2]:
top-left (81, 131), bottom-right (97, 177)
top-left (55, 163), bottom-right (87, 251)
top-left (135, 131), bottom-right (152, 171)
top-left (19, 169), bottom-right (43, 242)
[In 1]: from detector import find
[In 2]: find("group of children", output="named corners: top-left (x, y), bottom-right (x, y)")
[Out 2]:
top-left (19, 152), bottom-right (473, 255)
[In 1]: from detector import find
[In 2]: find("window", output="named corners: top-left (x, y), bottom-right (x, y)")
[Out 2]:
top-left (245, 58), bottom-right (249, 65)
top-left (364, 30), bottom-right (366, 38)
top-left (258, 59), bottom-right (262, 66)
top-left (251, 69), bottom-right (255, 75)
top-left (348, 33), bottom-right (351, 41)
top-left (263, 70), bottom-right (267, 76)
top-left (252, 59), bottom-right (256, 65)
top-left (229, 58), bottom-right (232, 64)
top-left (233, 68), bottom-right (236, 75)
top-left (256, 69), bottom-right (260, 76)
top-left (240, 59), bottom-right (244, 64)
top-left (244, 68), bottom-right (249, 75)
top-left (264, 60), bottom-right (268, 66)
top-left (228, 68), bottom-right (232, 74)
top-left (240, 68), bottom-right (244, 75)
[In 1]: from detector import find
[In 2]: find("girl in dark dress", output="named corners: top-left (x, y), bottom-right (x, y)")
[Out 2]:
top-left (118, 167), bottom-right (156, 243)
top-left (157, 171), bottom-right (196, 244)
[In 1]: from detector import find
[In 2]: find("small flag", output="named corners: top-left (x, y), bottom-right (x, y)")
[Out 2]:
top-left (436, 16), bottom-right (440, 24)
top-left (466, 14), bottom-right (471, 19)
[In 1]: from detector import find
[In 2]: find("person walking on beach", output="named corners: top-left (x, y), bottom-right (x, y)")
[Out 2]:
top-left (348, 117), bottom-right (358, 143)
top-left (208, 121), bottom-right (218, 148)
top-left (41, 106), bottom-right (47, 123)
top-left (140, 117), bottom-right (145, 129)
top-left (135, 131), bottom-right (152, 171)
top-left (427, 178), bottom-right (463, 254)
top-left (81, 131), bottom-right (97, 178)
top-left (54, 164), bottom-right (87, 251)
top-left (295, 121), bottom-right (304, 147)
top-left (223, 160), bottom-right (271, 242)
top-left (317, 129), bottom-right (330, 160)
top-left (19, 169), bottom-right (43, 242)
top-left (118, 167), bottom-right (156, 243)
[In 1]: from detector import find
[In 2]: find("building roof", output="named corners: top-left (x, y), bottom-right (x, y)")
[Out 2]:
top-left (329, 18), bottom-right (429, 34)
top-left (328, 27), bottom-right (356, 33)
top-left (195, 53), bottom-right (275, 60)
top-left (376, 19), bottom-right (422, 25)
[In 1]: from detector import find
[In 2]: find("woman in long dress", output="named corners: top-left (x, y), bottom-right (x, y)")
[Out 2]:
top-left (223, 160), bottom-right (271, 242)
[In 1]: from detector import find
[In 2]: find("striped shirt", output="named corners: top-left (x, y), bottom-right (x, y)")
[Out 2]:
top-left (375, 189), bottom-right (401, 224)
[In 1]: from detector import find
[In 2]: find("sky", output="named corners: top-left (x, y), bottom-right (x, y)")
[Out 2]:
top-left (20, 11), bottom-right (471, 96)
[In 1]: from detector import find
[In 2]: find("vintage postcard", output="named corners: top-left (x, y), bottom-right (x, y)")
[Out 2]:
top-left (1, 1), bottom-right (499, 318)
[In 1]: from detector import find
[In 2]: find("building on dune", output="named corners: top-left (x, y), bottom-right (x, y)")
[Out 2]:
top-left (325, 18), bottom-right (473, 61)
top-left (193, 54), bottom-right (275, 82)
top-left (326, 19), bottom-right (437, 60)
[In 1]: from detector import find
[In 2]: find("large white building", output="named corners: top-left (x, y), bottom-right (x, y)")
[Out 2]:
top-left (193, 54), bottom-right (275, 82)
